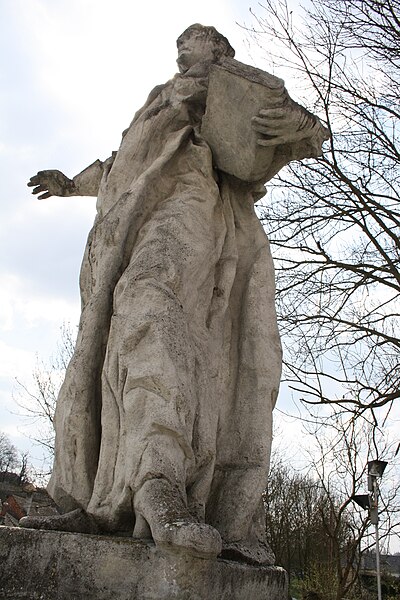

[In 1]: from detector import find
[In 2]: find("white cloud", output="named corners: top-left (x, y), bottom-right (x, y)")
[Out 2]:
top-left (0, 340), bottom-right (36, 380)
top-left (0, 272), bottom-right (80, 333)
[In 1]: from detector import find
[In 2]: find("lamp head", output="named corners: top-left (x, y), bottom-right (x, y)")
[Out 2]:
top-left (368, 460), bottom-right (388, 478)
top-left (352, 494), bottom-right (371, 510)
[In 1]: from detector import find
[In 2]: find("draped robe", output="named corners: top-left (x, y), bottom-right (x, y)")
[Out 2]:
top-left (47, 63), bottom-right (308, 551)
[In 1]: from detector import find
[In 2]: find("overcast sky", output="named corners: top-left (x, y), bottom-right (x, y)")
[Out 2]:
top-left (2, 0), bottom-right (303, 464)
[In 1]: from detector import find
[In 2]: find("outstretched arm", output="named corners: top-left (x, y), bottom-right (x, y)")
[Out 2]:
top-left (28, 159), bottom-right (105, 199)
top-left (28, 170), bottom-right (76, 199)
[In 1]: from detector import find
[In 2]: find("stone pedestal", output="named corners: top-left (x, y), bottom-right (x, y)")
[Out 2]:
top-left (0, 526), bottom-right (287, 599)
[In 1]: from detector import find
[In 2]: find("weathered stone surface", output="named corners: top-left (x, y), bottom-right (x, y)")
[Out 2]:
top-left (0, 526), bottom-right (288, 600)
top-left (26, 23), bottom-right (329, 563)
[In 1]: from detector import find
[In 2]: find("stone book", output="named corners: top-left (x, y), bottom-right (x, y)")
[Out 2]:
top-left (202, 57), bottom-right (313, 181)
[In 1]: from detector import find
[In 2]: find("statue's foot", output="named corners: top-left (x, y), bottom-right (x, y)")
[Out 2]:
top-left (19, 508), bottom-right (100, 534)
top-left (154, 519), bottom-right (222, 559)
top-left (221, 540), bottom-right (275, 566)
top-left (134, 479), bottom-right (222, 559)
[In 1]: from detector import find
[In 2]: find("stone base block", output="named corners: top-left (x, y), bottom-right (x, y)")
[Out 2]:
top-left (0, 526), bottom-right (287, 599)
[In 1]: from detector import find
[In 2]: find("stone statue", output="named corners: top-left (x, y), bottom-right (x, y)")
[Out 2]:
top-left (23, 24), bottom-right (329, 564)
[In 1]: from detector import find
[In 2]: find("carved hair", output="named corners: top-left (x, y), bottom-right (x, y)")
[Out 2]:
top-left (177, 24), bottom-right (235, 60)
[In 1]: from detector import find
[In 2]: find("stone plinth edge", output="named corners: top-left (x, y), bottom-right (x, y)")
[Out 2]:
top-left (0, 526), bottom-right (287, 600)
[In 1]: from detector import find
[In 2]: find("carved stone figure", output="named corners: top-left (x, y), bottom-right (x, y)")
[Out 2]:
top-left (23, 24), bottom-right (329, 564)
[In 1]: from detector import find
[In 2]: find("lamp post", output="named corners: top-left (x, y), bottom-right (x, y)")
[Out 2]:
top-left (368, 460), bottom-right (387, 600)
top-left (351, 459), bottom-right (387, 600)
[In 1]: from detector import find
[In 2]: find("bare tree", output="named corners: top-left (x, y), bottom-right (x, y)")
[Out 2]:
top-left (266, 410), bottom-right (400, 599)
top-left (17, 451), bottom-right (31, 485)
top-left (15, 323), bottom-right (75, 460)
top-left (0, 432), bottom-right (32, 484)
top-left (0, 432), bottom-right (19, 475)
top-left (247, 0), bottom-right (400, 422)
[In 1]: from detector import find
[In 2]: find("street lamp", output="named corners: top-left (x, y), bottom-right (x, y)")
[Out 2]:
top-left (368, 460), bottom-right (388, 478)
top-left (351, 459), bottom-right (387, 600)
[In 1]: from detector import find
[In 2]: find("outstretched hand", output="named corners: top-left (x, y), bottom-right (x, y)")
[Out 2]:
top-left (27, 170), bottom-right (75, 199)
top-left (252, 107), bottom-right (315, 147)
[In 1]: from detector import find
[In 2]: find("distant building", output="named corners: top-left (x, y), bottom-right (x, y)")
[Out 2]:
top-left (0, 472), bottom-right (58, 527)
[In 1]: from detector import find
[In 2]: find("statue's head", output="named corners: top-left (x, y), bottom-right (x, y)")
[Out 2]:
top-left (176, 24), bottom-right (235, 73)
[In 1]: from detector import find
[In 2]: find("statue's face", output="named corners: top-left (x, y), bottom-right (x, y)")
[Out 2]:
top-left (177, 31), bottom-right (217, 73)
